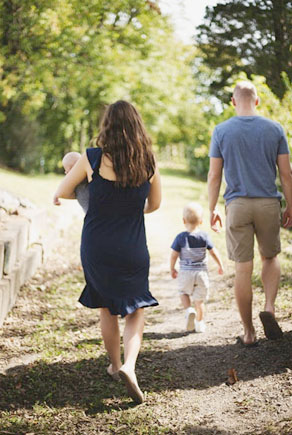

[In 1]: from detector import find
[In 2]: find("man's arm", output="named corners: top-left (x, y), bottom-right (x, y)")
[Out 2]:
top-left (207, 157), bottom-right (223, 232)
top-left (277, 154), bottom-right (292, 228)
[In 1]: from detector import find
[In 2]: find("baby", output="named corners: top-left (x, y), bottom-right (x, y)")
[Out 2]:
top-left (62, 152), bottom-right (89, 213)
top-left (170, 202), bottom-right (223, 332)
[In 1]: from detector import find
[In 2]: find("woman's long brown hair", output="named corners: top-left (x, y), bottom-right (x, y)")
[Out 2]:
top-left (96, 100), bottom-right (156, 187)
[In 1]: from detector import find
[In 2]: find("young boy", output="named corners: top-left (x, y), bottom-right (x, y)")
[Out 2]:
top-left (62, 152), bottom-right (89, 213)
top-left (170, 202), bottom-right (223, 332)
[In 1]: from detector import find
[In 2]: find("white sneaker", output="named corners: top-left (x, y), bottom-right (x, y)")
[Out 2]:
top-left (195, 319), bottom-right (206, 333)
top-left (185, 307), bottom-right (196, 331)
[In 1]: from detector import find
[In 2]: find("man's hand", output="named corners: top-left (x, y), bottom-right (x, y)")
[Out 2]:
top-left (210, 210), bottom-right (223, 233)
top-left (171, 268), bottom-right (178, 279)
top-left (282, 206), bottom-right (292, 228)
top-left (53, 195), bottom-right (61, 206)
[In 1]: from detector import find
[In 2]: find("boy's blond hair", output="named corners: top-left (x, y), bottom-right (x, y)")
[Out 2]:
top-left (233, 81), bottom-right (257, 102)
top-left (183, 202), bottom-right (203, 227)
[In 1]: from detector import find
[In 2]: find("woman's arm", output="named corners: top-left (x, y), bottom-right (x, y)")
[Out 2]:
top-left (53, 153), bottom-right (90, 205)
top-left (144, 168), bottom-right (161, 214)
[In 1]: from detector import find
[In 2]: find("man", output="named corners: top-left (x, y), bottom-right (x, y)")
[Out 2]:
top-left (208, 81), bottom-right (292, 346)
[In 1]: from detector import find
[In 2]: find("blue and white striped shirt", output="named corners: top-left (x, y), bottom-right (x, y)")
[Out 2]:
top-left (171, 231), bottom-right (214, 271)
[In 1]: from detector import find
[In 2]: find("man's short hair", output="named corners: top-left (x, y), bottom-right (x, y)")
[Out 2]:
top-left (233, 81), bottom-right (257, 102)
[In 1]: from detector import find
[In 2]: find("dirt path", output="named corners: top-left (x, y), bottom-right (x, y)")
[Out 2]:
top-left (1, 174), bottom-right (292, 433)
top-left (143, 259), bottom-right (292, 434)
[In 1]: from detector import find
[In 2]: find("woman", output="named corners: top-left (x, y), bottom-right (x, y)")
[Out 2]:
top-left (54, 101), bottom-right (161, 403)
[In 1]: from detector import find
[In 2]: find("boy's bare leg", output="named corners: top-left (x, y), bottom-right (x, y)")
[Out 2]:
top-left (194, 300), bottom-right (204, 321)
top-left (180, 294), bottom-right (191, 309)
top-left (181, 294), bottom-right (196, 331)
top-left (234, 260), bottom-right (256, 344)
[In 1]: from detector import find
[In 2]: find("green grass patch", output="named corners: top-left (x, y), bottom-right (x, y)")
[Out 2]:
top-left (0, 167), bottom-right (62, 207)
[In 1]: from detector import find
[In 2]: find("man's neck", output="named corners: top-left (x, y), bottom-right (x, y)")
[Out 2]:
top-left (235, 107), bottom-right (258, 116)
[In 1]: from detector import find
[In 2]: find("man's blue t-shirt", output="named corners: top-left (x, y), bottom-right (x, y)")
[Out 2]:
top-left (171, 231), bottom-right (214, 271)
top-left (209, 116), bottom-right (289, 204)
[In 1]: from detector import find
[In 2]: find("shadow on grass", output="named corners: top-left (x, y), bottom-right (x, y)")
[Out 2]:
top-left (76, 338), bottom-right (103, 346)
top-left (180, 426), bottom-right (231, 435)
top-left (144, 331), bottom-right (191, 340)
top-left (0, 420), bottom-right (231, 435)
top-left (0, 331), bottom-right (291, 414)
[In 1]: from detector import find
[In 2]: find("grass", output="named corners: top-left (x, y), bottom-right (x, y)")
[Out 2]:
top-left (0, 167), bottom-right (62, 208)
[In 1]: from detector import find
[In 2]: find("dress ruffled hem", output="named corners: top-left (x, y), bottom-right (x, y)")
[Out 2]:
top-left (78, 285), bottom-right (158, 318)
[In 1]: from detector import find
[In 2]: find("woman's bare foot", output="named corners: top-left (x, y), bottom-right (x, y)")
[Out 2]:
top-left (118, 366), bottom-right (144, 404)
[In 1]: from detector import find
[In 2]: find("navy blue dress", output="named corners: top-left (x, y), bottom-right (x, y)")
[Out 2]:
top-left (79, 148), bottom-right (158, 317)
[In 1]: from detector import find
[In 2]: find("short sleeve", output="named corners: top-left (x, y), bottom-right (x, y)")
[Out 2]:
top-left (205, 233), bottom-right (214, 250)
top-left (86, 147), bottom-right (102, 171)
top-left (209, 128), bottom-right (222, 158)
top-left (171, 234), bottom-right (182, 252)
top-left (278, 127), bottom-right (290, 155)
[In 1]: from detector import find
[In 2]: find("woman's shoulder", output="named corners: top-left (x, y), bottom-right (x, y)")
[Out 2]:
top-left (86, 147), bottom-right (102, 157)
top-left (86, 147), bottom-right (102, 170)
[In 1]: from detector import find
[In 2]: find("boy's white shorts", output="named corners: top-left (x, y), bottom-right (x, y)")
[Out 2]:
top-left (177, 270), bottom-right (209, 301)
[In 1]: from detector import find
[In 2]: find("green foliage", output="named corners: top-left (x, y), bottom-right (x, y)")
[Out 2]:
top-left (196, 0), bottom-right (292, 100)
top-left (2, 1), bottom-right (290, 177)
top-left (220, 73), bottom-right (292, 152)
top-left (189, 72), bottom-right (292, 179)
top-left (0, 0), bottom-right (209, 173)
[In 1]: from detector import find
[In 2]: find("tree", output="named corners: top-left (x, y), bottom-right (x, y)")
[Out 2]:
top-left (0, 0), bottom-right (165, 171)
top-left (196, 0), bottom-right (292, 100)
top-left (0, 0), bottom-right (211, 174)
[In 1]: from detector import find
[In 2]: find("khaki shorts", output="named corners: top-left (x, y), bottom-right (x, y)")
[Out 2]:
top-left (226, 197), bottom-right (281, 262)
top-left (177, 270), bottom-right (209, 301)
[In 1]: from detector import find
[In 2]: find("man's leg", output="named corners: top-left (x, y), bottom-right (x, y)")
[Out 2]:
top-left (261, 255), bottom-right (280, 314)
top-left (234, 260), bottom-right (256, 344)
top-left (254, 199), bottom-right (283, 338)
top-left (259, 254), bottom-right (283, 339)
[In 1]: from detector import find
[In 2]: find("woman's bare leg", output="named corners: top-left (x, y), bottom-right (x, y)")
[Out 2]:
top-left (100, 308), bottom-right (122, 373)
top-left (123, 308), bottom-right (144, 371)
top-left (119, 308), bottom-right (145, 403)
